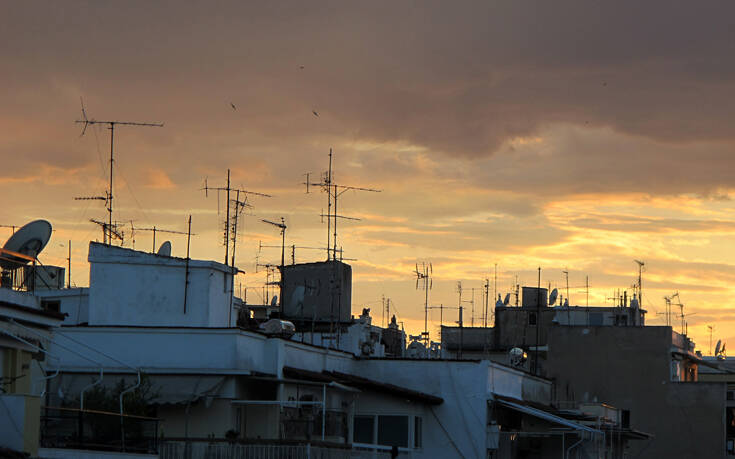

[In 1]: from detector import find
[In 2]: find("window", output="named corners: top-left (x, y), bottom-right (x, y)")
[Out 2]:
top-left (377, 415), bottom-right (409, 448)
top-left (354, 415), bottom-right (374, 444)
top-left (414, 416), bottom-right (422, 448)
top-left (727, 391), bottom-right (734, 401)
top-left (41, 300), bottom-right (60, 313)
top-left (528, 312), bottom-right (537, 326)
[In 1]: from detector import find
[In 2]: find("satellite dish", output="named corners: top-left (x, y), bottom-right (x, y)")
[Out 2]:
top-left (509, 347), bottom-right (528, 367)
top-left (716, 340), bottom-right (722, 356)
top-left (1, 220), bottom-right (52, 269)
top-left (157, 241), bottom-right (172, 257)
top-left (549, 288), bottom-right (558, 306)
top-left (270, 295), bottom-right (278, 307)
top-left (503, 293), bottom-right (511, 306)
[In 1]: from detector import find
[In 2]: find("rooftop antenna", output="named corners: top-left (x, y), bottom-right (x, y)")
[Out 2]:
top-left (303, 148), bottom-right (380, 261)
top-left (261, 218), bottom-right (287, 307)
top-left (563, 269), bottom-right (570, 305)
top-left (89, 218), bottom-right (124, 244)
top-left (708, 325), bottom-right (714, 355)
top-left (202, 170), bottom-right (271, 266)
top-left (75, 98), bottom-right (163, 245)
top-left (414, 261), bottom-right (432, 345)
top-left (129, 223), bottom-right (193, 253)
top-left (634, 259), bottom-right (645, 304)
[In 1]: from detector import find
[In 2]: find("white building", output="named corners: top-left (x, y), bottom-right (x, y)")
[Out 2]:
top-left (36, 243), bottom-right (620, 458)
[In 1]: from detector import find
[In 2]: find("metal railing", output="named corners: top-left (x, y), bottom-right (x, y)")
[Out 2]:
top-left (160, 442), bottom-right (354, 459)
top-left (40, 406), bottom-right (159, 454)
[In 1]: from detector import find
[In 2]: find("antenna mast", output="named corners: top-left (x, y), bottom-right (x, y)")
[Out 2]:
top-left (303, 148), bottom-right (380, 260)
top-left (75, 100), bottom-right (163, 245)
top-left (130, 223), bottom-right (193, 252)
top-left (414, 261), bottom-right (433, 345)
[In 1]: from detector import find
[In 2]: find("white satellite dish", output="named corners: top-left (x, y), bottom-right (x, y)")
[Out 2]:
top-left (1, 220), bottom-right (52, 269)
top-left (157, 241), bottom-right (172, 257)
top-left (715, 340), bottom-right (722, 356)
top-left (270, 295), bottom-right (278, 307)
top-left (503, 293), bottom-right (511, 306)
top-left (549, 288), bottom-right (558, 306)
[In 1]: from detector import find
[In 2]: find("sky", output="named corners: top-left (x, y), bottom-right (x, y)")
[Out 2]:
top-left (3, 1), bottom-right (735, 353)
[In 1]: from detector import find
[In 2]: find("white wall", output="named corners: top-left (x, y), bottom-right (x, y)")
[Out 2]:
top-left (87, 243), bottom-right (232, 327)
top-left (36, 288), bottom-right (89, 325)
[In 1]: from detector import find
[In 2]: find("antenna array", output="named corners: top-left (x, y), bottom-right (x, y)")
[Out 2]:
top-left (75, 99), bottom-right (163, 245)
top-left (303, 149), bottom-right (380, 261)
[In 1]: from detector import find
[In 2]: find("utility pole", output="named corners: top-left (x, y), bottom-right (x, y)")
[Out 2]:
top-left (75, 100), bottom-right (163, 245)
top-left (563, 269), bottom-right (570, 305)
top-left (709, 325), bottom-right (714, 355)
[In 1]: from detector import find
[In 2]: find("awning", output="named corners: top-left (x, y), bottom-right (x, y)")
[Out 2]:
top-left (283, 366), bottom-right (443, 405)
top-left (493, 397), bottom-right (601, 434)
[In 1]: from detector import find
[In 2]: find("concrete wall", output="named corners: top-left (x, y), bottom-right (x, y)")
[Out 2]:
top-left (494, 306), bottom-right (555, 350)
top-left (36, 288), bottom-right (89, 325)
top-left (0, 394), bottom-right (40, 456)
top-left (547, 325), bottom-right (726, 459)
top-left (87, 243), bottom-right (232, 327)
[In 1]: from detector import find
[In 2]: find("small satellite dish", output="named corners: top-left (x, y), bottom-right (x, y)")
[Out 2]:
top-left (270, 295), bottom-right (278, 307)
top-left (716, 340), bottom-right (722, 356)
top-left (157, 241), bottom-right (172, 257)
top-left (1, 220), bottom-right (52, 269)
top-left (503, 293), bottom-right (511, 306)
top-left (509, 347), bottom-right (528, 367)
top-left (549, 288), bottom-right (558, 306)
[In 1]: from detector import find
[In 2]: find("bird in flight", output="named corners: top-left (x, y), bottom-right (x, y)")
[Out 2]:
top-left (230, 102), bottom-right (237, 110)
top-left (300, 65), bottom-right (305, 70)
top-left (312, 110), bottom-right (319, 117)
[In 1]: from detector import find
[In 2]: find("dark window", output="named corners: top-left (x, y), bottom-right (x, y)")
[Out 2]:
top-left (528, 312), bottom-right (537, 326)
top-left (377, 415), bottom-right (408, 448)
top-left (41, 300), bottom-right (60, 313)
top-left (728, 391), bottom-right (734, 401)
top-left (353, 415), bottom-right (374, 444)
top-left (414, 416), bottom-right (422, 448)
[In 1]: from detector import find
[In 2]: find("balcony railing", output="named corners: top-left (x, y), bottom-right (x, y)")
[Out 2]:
top-left (40, 406), bottom-right (159, 454)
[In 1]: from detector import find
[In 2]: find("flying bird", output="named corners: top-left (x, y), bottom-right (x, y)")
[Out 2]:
top-left (299, 65), bottom-right (305, 70)
top-left (230, 103), bottom-right (237, 110)
top-left (312, 110), bottom-right (319, 117)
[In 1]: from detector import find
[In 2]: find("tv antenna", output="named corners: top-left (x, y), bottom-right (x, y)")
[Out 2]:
top-left (261, 218), bottom-right (286, 307)
top-left (634, 259), bottom-right (645, 303)
top-left (130, 223), bottom-right (193, 253)
top-left (89, 218), bottom-right (124, 243)
top-left (202, 170), bottom-right (271, 267)
top-left (414, 261), bottom-right (432, 345)
top-left (303, 148), bottom-right (380, 261)
top-left (75, 98), bottom-right (163, 245)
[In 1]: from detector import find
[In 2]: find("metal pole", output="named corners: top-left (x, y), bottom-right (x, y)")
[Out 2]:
top-left (184, 216), bottom-right (191, 314)
top-left (67, 240), bottom-right (71, 288)
top-left (322, 384), bottom-right (326, 441)
top-left (108, 124), bottom-right (115, 245)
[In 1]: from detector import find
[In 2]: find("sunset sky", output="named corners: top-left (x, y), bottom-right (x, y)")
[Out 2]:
top-left (3, 1), bottom-right (735, 351)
